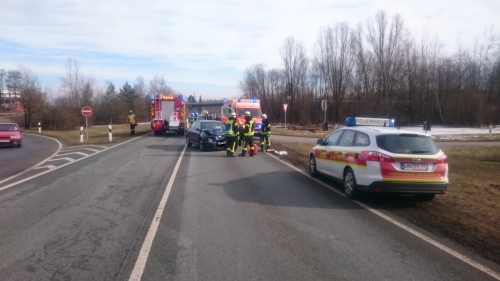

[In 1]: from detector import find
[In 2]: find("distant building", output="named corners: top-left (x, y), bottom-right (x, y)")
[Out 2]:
top-left (0, 89), bottom-right (23, 113)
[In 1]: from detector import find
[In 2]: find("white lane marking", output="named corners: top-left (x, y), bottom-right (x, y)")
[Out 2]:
top-left (0, 134), bottom-right (62, 185)
top-left (0, 133), bottom-right (151, 192)
top-left (61, 147), bottom-right (100, 152)
top-left (266, 153), bottom-right (500, 280)
top-left (33, 165), bottom-right (56, 170)
top-left (56, 152), bottom-right (89, 157)
top-left (48, 157), bottom-right (75, 162)
top-left (129, 145), bottom-right (187, 281)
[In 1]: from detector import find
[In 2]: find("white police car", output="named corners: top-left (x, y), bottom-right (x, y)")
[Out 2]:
top-left (309, 117), bottom-right (449, 200)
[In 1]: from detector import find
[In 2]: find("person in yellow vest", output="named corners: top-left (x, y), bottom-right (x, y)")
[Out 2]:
top-left (260, 113), bottom-right (271, 151)
top-left (225, 112), bottom-right (238, 157)
top-left (239, 111), bottom-right (255, 157)
top-left (126, 110), bottom-right (138, 135)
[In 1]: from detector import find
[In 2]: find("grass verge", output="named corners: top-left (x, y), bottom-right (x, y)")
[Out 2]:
top-left (26, 124), bottom-right (153, 145)
top-left (271, 141), bottom-right (500, 265)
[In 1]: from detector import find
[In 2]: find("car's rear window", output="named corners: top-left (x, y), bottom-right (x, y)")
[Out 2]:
top-left (376, 134), bottom-right (439, 154)
top-left (0, 124), bottom-right (19, 131)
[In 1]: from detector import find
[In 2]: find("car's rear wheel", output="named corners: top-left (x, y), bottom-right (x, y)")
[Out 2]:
top-left (186, 136), bottom-right (192, 147)
top-left (343, 168), bottom-right (358, 199)
top-left (309, 155), bottom-right (318, 177)
top-left (415, 194), bottom-right (436, 201)
top-left (199, 140), bottom-right (204, 151)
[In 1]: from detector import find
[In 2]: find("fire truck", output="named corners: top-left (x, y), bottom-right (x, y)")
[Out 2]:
top-left (221, 98), bottom-right (263, 137)
top-left (150, 94), bottom-right (186, 136)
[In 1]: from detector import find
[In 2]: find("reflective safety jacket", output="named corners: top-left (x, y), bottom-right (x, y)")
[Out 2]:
top-left (225, 118), bottom-right (238, 137)
top-left (244, 118), bottom-right (255, 137)
top-left (262, 119), bottom-right (270, 135)
top-left (127, 114), bottom-right (137, 124)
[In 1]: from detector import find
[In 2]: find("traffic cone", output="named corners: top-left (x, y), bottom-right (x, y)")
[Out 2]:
top-left (253, 143), bottom-right (258, 155)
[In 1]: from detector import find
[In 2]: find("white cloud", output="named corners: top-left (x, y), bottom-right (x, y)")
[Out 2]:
top-left (1, 0), bottom-right (499, 99)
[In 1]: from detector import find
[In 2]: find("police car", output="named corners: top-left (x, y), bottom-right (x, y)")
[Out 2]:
top-left (309, 117), bottom-right (448, 201)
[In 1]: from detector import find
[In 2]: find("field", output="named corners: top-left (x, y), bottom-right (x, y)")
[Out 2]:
top-left (271, 141), bottom-right (500, 265)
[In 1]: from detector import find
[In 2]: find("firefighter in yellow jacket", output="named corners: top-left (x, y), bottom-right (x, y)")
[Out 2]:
top-left (225, 112), bottom-right (238, 157)
top-left (239, 111), bottom-right (255, 157)
top-left (126, 110), bottom-right (138, 135)
top-left (260, 114), bottom-right (271, 151)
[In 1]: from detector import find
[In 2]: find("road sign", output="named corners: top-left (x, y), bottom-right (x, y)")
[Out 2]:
top-left (283, 103), bottom-right (288, 112)
top-left (321, 100), bottom-right (327, 111)
top-left (81, 106), bottom-right (92, 117)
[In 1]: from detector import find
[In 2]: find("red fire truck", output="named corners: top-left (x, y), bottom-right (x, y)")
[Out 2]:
top-left (150, 94), bottom-right (186, 136)
top-left (221, 98), bottom-right (263, 137)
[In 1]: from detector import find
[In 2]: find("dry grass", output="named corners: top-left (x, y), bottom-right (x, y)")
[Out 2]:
top-left (272, 141), bottom-right (500, 265)
top-left (272, 126), bottom-right (335, 138)
top-left (25, 124), bottom-right (153, 145)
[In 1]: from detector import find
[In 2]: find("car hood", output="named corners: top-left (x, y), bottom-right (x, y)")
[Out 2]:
top-left (202, 129), bottom-right (224, 136)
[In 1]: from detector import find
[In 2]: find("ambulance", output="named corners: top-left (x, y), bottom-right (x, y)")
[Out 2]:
top-left (220, 98), bottom-right (263, 137)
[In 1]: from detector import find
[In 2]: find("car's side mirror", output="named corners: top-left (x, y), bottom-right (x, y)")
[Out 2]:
top-left (316, 139), bottom-right (324, 145)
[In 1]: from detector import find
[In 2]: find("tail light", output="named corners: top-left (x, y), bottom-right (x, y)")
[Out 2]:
top-left (361, 151), bottom-right (395, 163)
top-left (436, 155), bottom-right (448, 164)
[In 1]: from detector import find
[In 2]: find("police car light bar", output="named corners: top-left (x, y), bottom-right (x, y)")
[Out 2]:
top-left (345, 117), bottom-right (395, 127)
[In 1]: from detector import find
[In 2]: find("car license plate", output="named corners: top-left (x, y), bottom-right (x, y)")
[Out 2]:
top-left (219, 141), bottom-right (225, 145)
top-left (401, 163), bottom-right (428, 171)
top-left (0, 140), bottom-right (10, 142)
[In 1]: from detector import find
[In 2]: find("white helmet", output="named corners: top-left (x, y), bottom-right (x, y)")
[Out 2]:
top-left (230, 112), bottom-right (236, 117)
top-left (245, 111), bottom-right (251, 117)
top-left (262, 114), bottom-right (267, 119)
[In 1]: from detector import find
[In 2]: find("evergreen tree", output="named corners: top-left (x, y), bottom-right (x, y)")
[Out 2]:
top-left (119, 81), bottom-right (137, 109)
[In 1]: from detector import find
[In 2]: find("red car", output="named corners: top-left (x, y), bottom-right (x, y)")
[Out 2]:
top-left (0, 123), bottom-right (23, 147)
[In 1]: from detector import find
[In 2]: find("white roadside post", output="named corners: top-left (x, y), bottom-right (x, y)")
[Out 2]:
top-left (283, 103), bottom-right (288, 129)
top-left (490, 125), bottom-right (492, 140)
top-left (80, 126), bottom-right (83, 143)
top-left (321, 100), bottom-right (327, 138)
top-left (109, 124), bottom-right (112, 142)
top-left (38, 122), bottom-right (41, 134)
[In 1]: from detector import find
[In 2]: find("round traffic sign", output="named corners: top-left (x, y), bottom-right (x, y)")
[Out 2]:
top-left (81, 106), bottom-right (92, 117)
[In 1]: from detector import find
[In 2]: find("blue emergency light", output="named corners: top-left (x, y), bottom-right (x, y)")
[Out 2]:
top-left (345, 117), bottom-right (395, 127)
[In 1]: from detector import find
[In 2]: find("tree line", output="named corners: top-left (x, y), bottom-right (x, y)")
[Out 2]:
top-left (239, 11), bottom-right (500, 127)
top-left (0, 58), bottom-right (179, 129)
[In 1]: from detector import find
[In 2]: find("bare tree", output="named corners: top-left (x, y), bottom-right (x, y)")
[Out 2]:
top-left (6, 70), bottom-right (22, 110)
top-left (18, 68), bottom-right (47, 128)
top-left (280, 37), bottom-right (309, 122)
top-left (61, 57), bottom-right (83, 110)
top-left (0, 69), bottom-right (5, 110)
top-left (366, 11), bottom-right (408, 116)
top-left (314, 23), bottom-right (355, 123)
top-left (149, 75), bottom-right (174, 95)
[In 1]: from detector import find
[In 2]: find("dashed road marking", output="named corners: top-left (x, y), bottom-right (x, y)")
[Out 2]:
top-left (48, 157), bottom-right (75, 163)
top-left (57, 151), bottom-right (89, 157)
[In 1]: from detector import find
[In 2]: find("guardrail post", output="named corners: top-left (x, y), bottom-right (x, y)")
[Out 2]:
top-left (80, 126), bottom-right (83, 143)
top-left (38, 122), bottom-right (41, 134)
top-left (490, 125), bottom-right (492, 140)
top-left (109, 124), bottom-right (112, 142)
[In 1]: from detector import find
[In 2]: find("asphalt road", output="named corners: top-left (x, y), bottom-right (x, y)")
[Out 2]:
top-left (0, 133), bottom-right (60, 181)
top-left (0, 135), bottom-right (499, 280)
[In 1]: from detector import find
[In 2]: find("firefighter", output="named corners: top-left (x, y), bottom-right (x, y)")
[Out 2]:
top-left (126, 110), bottom-right (138, 135)
top-left (260, 113), bottom-right (271, 152)
top-left (225, 112), bottom-right (238, 157)
top-left (239, 111), bottom-right (255, 157)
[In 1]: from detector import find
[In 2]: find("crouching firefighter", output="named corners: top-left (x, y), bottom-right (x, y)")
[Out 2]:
top-left (239, 111), bottom-right (255, 157)
top-left (260, 113), bottom-right (271, 152)
top-left (225, 112), bottom-right (238, 157)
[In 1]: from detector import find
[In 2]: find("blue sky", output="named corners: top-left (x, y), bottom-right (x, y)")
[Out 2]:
top-left (1, 0), bottom-right (498, 100)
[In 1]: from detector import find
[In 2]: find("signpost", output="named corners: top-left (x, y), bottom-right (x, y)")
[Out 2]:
top-left (283, 103), bottom-right (288, 129)
top-left (321, 100), bottom-right (327, 137)
top-left (81, 106), bottom-right (92, 141)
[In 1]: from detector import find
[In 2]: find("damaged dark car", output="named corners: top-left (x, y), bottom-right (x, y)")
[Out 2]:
top-left (186, 120), bottom-right (226, 151)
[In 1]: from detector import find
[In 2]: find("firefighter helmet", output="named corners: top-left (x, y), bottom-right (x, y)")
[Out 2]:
top-left (245, 111), bottom-right (251, 117)
top-left (230, 112), bottom-right (236, 117)
top-left (129, 110), bottom-right (132, 114)
top-left (262, 114), bottom-right (267, 119)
